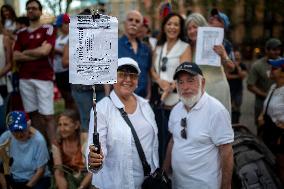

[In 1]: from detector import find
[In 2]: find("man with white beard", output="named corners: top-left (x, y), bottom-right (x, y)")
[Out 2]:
top-left (163, 62), bottom-right (234, 189)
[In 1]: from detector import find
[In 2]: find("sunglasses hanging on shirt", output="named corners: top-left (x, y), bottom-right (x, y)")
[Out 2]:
top-left (161, 57), bottom-right (168, 72)
top-left (180, 117), bottom-right (187, 139)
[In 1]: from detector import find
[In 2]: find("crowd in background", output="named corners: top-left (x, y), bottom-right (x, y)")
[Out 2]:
top-left (0, 0), bottom-right (283, 188)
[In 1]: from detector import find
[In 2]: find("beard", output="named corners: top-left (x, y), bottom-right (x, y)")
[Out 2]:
top-left (28, 14), bottom-right (41, 22)
top-left (178, 84), bottom-right (202, 108)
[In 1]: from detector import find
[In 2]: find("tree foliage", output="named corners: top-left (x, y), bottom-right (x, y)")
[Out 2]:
top-left (45, 0), bottom-right (73, 14)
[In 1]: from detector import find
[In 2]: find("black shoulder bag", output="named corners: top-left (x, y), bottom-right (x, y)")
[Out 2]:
top-left (116, 107), bottom-right (171, 189)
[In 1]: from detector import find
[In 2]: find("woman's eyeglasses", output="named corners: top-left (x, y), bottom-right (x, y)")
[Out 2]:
top-left (161, 57), bottom-right (168, 72)
top-left (180, 117), bottom-right (187, 139)
top-left (117, 71), bottom-right (138, 80)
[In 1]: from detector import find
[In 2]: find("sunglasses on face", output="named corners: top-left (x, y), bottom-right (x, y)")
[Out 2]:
top-left (161, 57), bottom-right (168, 72)
top-left (117, 71), bottom-right (138, 80)
top-left (180, 117), bottom-right (187, 139)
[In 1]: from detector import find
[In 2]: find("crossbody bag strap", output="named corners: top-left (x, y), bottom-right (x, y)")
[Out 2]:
top-left (264, 88), bottom-right (276, 115)
top-left (117, 108), bottom-right (151, 176)
top-left (107, 96), bottom-right (151, 176)
top-left (158, 45), bottom-right (164, 75)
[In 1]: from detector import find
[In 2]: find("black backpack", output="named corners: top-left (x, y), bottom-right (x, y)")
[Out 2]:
top-left (232, 125), bottom-right (283, 189)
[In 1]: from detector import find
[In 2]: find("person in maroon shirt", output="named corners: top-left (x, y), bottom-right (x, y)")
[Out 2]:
top-left (13, 0), bottom-right (56, 144)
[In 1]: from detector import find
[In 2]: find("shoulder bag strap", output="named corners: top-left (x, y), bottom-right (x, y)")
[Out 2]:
top-left (118, 108), bottom-right (151, 176)
top-left (264, 88), bottom-right (276, 114)
top-left (107, 96), bottom-right (151, 176)
top-left (158, 45), bottom-right (164, 74)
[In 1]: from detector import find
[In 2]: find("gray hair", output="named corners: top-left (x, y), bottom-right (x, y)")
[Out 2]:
top-left (185, 13), bottom-right (208, 28)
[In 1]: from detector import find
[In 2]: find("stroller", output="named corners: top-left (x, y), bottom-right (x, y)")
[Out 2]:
top-left (232, 124), bottom-right (283, 189)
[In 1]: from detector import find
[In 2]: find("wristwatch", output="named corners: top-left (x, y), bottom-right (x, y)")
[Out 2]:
top-left (223, 56), bottom-right (231, 62)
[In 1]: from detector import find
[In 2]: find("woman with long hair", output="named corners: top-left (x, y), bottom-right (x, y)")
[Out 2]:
top-left (51, 109), bottom-right (92, 189)
top-left (186, 12), bottom-right (232, 113)
top-left (150, 12), bottom-right (191, 164)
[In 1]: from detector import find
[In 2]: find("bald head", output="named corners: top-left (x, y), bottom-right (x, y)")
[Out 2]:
top-left (124, 10), bottom-right (143, 38)
top-left (125, 10), bottom-right (143, 22)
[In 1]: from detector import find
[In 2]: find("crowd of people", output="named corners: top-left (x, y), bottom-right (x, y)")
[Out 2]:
top-left (0, 0), bottom-right (283, 188)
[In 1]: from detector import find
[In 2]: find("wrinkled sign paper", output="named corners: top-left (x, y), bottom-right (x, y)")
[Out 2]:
top-left (195, 27), bottom-right (224, 67)
top-left (69, 14), bottom-right (118, 84)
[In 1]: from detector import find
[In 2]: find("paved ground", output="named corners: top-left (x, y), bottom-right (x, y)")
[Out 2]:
top-left (239, 60), bottom-right (257, 135)
top-left (239, 78), bottom-right (257, 135)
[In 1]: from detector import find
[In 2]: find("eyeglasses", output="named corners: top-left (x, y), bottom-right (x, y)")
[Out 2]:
top-left (117, 71), bottom-right (138, 80)
top-left (180, 117), bottom-right (187, 139)
top-left (26, 6), bottom-right (40, 11)
top-left (161, 57), bottom-right (168, 72)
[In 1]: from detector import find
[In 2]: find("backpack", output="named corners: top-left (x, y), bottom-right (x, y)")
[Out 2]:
top-left (232, 125), bottom-right (283, 189)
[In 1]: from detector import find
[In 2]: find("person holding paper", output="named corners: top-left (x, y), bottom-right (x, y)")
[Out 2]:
top-left (150, 12), bottom-right (191, 164)
top-left (87, 57), bottom-right (159, 189)
top-left (186, 12), bottom-right (233, 113)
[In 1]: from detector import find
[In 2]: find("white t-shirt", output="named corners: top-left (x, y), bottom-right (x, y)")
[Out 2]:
top-left (263, 84), bottom-right (284, 123)
top-left (129, 102), bottom-right (155, 189)
top-left (154, 39), bottom-right (189, 106)
top-left (54, 34), bottom-right (68, 73)
top-left (169, 93), bottom-right (234, 189)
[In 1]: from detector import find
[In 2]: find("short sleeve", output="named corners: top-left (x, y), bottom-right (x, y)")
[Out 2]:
top-left (44, 25), bottom-right (56, 47)
top-left (34, 137), bottom-right (50, 168)
top-left (247, 63), bottom-right (258, 85)
top-left (13, 33), bottom-right (22, 51)
top-left (209, 109), bottom-right (234, 146)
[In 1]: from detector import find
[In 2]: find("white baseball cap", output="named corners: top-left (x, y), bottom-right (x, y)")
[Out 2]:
top-left (118, 57), bottom-right (141, 74)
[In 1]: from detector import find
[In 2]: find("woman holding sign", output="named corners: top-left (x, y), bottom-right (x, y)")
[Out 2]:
top-left (87, 57), bottom-right (159, 189)
top-left (186, 12), bottom-right (234, 114)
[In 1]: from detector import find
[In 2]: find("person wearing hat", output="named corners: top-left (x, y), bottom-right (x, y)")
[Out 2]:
top-left (163, 62), bottom-right (234, 189)
top-left (53, 13), bottom-right (75, 110)
top-left (87, 57), bottom-right (159, 189)
top-left (186, 12), bottom-right (232, 114)
top-left (247, 38), bottom-right (282, 132)
top-left (258, 58), bottom-right (284, 184)
top-left (208, 8), bottom-right (235, 71)
top-left (0, 110), bottom-right (50, 189)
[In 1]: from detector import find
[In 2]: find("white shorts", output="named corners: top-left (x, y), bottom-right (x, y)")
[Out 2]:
top-left (19, 79), bottom-right (54, 115)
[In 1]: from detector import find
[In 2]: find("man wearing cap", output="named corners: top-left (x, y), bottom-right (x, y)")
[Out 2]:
top-left (53, 13), bottom-right (75, 110)
top-left (208, 8), bottom-right (235, 71)
top-left (118, 10), bottom-right (152, 99)
top-left (247, 38), bottom-right (282, 130)
top-left (163, 62), bottom-right (234, 189)
top-left (13, 0), bottom-right (56, 143)
top-left (0, 111), bottom-right (50, 188)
